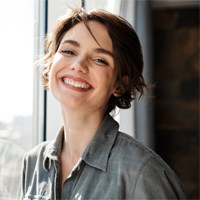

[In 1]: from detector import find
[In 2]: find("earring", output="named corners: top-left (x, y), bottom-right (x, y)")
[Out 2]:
top-left (113, 88), bottom-right (121, 97)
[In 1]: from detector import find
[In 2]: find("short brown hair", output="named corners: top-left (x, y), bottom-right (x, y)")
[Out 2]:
top-left (41, 8), bottom-right (147, 113)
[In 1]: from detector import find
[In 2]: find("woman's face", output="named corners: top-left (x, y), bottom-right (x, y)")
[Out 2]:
top-left (49, 21), bottom-right (118, 114)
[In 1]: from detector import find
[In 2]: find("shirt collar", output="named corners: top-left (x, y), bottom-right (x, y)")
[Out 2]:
top-left (82, 114), bottom-right (119, 172)
top-left (43, 127), bottom-right (64, 171)
top-left (43, 114), bottom-right (119, 172)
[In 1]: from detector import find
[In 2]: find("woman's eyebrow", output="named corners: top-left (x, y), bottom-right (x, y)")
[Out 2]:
top-left (94, 48), bottom-right (114, 58)
top-left (62, 40), bottom-right (80, 47)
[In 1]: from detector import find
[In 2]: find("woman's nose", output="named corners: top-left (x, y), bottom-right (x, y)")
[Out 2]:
top-left (69, 57), bottom-right (89, 73)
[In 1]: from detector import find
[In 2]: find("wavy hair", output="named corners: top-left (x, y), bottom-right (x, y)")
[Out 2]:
top-left (41, 8), bottom-right (147, 113)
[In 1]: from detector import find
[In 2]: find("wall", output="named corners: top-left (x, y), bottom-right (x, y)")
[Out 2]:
top-left (153, 6), bottom-right (199, 199)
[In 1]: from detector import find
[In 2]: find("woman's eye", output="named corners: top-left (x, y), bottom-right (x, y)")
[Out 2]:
top-left (95, 58), bottom-right (108, 65)
top-left (61, 50), bottom-right (74, 55)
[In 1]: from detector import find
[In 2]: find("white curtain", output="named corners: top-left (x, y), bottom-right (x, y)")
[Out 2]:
top-left (114, 0), bottom-right (155, 149)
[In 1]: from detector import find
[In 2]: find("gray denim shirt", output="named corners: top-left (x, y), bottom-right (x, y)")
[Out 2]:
top-left (22, 114), bottom-right (186, 200)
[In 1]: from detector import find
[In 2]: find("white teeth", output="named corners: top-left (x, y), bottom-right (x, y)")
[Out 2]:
top-left (63, 78), bottom-right (90, 89)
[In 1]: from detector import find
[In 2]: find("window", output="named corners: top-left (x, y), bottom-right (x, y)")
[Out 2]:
top-left (0, 0), bottom-right (34, 198)
top-left (0, 0), bottom-right (34, 151)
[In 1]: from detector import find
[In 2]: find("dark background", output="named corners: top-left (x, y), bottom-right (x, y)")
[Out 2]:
top-left (153, 6), bottom-right (199, 199)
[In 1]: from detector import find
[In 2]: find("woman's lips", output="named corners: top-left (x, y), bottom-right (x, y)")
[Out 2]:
top-left (60, 75), bottom-right (92, 90)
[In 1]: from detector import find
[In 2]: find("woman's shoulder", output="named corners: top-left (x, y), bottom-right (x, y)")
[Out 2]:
top-left (24, 141), bottom-right (50, 161)
top-left (113, 131), bottom-right (177, 174)
top-left (112, 132), bottom-right (186, 199)
top-left (114, 131), bottom-right (157, 159)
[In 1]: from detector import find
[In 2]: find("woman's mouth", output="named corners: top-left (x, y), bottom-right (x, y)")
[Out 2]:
top-left (61, 77), bottom-right (92, 90)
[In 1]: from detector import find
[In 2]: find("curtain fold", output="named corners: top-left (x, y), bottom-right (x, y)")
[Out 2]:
top-left (134, 0), bottom-right (154, 149)
top-left (118, 0), bottom-right (154, 149)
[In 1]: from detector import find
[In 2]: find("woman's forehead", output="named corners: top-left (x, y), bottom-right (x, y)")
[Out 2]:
top-left (60, 21), bottom-right (113, 50)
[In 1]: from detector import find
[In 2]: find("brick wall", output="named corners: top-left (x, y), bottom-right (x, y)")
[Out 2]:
top-left (153, 7), bottom-right (199, 199)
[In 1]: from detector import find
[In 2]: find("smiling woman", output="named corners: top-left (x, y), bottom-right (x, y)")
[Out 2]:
top-left (21, 8), bottom-right (186, 199)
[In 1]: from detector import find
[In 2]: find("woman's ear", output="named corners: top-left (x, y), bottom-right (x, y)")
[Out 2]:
top-left (113, 88), bottom-right (121, 97)
top-left (113, 76), bottom-right (129, 97)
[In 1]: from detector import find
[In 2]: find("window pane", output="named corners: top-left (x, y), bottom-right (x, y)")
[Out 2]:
top-left (0, 0), bottom-right (34, 199)
top-left (0, 0), bottom-right (34, 150)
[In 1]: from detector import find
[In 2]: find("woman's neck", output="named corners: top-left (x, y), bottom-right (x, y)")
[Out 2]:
top-left (61, 107), bottom-right (105, 159)
top-left (60, 106), bottom-right (106, 185)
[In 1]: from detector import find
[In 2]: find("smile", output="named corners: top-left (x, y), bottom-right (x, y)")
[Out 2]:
top-left (62, 77), bottom-right (92, 89)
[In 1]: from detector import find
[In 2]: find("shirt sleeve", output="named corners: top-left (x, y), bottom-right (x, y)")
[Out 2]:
top-left (131, 156), bottom-right (186, 200)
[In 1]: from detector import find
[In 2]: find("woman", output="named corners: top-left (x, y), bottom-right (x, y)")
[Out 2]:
top-left (22, 8), bottom-right (186, 199)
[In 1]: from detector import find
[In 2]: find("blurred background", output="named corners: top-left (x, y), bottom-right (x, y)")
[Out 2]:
top-left (0, 0), bottom-right (199, 199)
